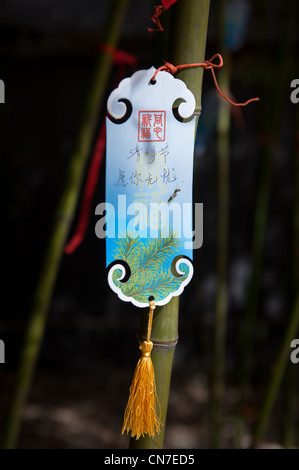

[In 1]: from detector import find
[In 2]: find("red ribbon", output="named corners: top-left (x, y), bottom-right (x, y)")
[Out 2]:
top-left (148, 0), bottom-right (179, 32)
top-left (64, 121), bottom-right (106, 255)
top-left (64, 45), bottom-right (137, 254)
top-left (152, 54), bottom-right (260, 107)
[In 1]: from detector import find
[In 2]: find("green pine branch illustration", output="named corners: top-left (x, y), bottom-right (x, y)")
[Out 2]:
top-left (112, 231), bottom-right (190, 303)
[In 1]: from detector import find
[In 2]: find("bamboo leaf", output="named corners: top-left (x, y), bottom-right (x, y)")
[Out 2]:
top-left (112, 232), bottom-right (188, 303)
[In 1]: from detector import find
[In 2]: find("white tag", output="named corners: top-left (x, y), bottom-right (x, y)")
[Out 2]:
top-left (105, 67), bottom-right (196, 307)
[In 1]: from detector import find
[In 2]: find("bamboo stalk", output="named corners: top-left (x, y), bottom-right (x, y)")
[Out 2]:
top-left (129, 0), bottom-right (210, 450)
top-left (254, 291), bottom-right (299, 444)
top-left (238, 145), bottom-right (271, 396)
top-left (209, 0), bottom-right (231, 446)
top-left (282, 1), bottom-right (298, 449)
top-left (283, 365), bottom-right (297, 448)
top-left (130, 297), bottom-right (179, 449)
top-left (1, 0), bottom-right (130, 449)
top-left (237, 0), bottom-right (270, 398)
top-left (237, 5), bottom-right (298, 446)
top-left (211, 50), bottom-right (231, 449)
top-left (238, 0), bottom-right (295, 401)
top-left (252, 18), bottom-right (299, 445)
top-left (282, 119), bottom-right (299, 448)
top-left (280, 102), bottom-right (299, 449)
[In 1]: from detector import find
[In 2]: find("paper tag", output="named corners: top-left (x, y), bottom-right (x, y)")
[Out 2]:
top-left (105, 67), bottom-right (196, 307)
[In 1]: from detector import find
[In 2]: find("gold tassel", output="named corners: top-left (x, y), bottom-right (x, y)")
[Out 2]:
top-left (122, 300), bottom-right (162, 439)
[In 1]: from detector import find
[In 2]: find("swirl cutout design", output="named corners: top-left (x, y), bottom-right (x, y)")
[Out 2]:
top-left (107, 255), bottom-right (193, 308)
top-left (107, 67), bottom-right (196, 122)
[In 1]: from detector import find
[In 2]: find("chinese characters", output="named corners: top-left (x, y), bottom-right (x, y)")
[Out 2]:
top-left (138, 110), bottom-right (166, 142)
top-left (115, 167), bottom-right (176, 188)
top-left (127, 143), bottom-right (169, 164)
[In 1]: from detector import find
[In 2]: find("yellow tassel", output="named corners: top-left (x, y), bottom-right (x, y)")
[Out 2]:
top-left (122, 300), bottom-right (162, 439)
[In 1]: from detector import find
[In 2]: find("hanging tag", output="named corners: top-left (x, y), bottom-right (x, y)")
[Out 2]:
top-left (104, 67), bottom-right (196, 307)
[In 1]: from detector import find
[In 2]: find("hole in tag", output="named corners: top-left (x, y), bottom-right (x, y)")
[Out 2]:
top-left (149, 79), bottom-right (157, 85)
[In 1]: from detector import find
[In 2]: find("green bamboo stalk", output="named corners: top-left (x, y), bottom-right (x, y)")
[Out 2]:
top-left (238, 144), bottom-right (271, 396)
top-left (282, 2), bottom-right (298, 449)
top-left (209, 0), bottom-right (231, 446)
top-left (237, 0), bottom-right (270, 398)
top-left (282, 127), bottom-right (299, 448)
top-left (254, 291), bottom-right (299, 444)
top-left (283, 364), bottom-right (297, 448)
top-left (238, 0), bottom-right (294, 401)
top-left (129, 0), bottom-right (210, 450)
top-left (250, 0), bottom-right (299, 443)
top-left (130, 297), bottom-right (179, 449)
top-left (1, 0), bottom-right (130, 449)
top-left (211, 48), bottom-right (231, 448)
top-left (281, 100), bottom-right (299, 449)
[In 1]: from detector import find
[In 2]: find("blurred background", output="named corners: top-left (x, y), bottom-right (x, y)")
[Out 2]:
top-left (0, 0), bottom-right (298, 449)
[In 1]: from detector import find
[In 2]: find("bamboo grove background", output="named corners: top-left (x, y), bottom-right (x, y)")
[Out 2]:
top-left (0, 0), bottom-right (298, 449)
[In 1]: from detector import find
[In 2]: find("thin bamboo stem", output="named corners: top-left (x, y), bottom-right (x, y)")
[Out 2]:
top-left (283, 365), bottom-right (297, 448)
top-left (209, 0), bottom-right (231, 446)
top-left (238, 0), bottom-right (295, 401)
top-left (129, 0), bottom-right (210, 449)
top-left (254, 291), bottom-right (299, 444)
top-left (282, 1), bottom-right (298, 448)
top-left (1, 0), bottom-right (130, 449)
top-left (238, 145), bottom-right (271, 396)
top-left (211, 51), bottom-right (231, 448)
top-left (281, 90), bottom-right (299, 449)
top-left (130, 297), bottom-right (179, 449)
top-left (282, 128), bottom-right (299, 448)
top-left (238, 2), bottom-right (298, 444)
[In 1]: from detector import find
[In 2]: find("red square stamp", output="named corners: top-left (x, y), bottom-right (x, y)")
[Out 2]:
top-left (138, 110), bottom-right (166, 142)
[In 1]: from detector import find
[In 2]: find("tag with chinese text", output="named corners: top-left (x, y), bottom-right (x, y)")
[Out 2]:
top-left (105, 67), bottom-right (196, 307)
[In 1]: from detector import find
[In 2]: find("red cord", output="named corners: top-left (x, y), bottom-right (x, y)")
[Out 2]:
top-left (148, 0), bottom-right (179, 32)
top-left (64, 121), bottom-right (106, 254)
top-left (64, 45), bottom-right (137, 254)
top-left (152, 53), bottom-right (260, 107)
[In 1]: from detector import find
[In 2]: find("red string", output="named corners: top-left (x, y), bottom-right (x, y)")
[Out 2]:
top-left (64, 45), bottom-right (137, 254)
top-left (152, 53), bottom-right (260, 107)
top-left (148, 0), bottom-right (179, 32)
top-left (64, 121), bottom-right (106, 255)
top-left (162, 0), bottom-right (178, 7)
top-left (98, 44), bottom-right (137, 68)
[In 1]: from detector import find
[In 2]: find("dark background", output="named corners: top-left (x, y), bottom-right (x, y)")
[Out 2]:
top-left (0, 0), bottom-right (298, 449)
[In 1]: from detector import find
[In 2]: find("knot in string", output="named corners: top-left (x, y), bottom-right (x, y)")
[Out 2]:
top-left (140, 340), bottom-right (153, 357)
top-left (202, 53), bottom-right (223, 70)
top-left (154, 61), bottom-right (178, 76)
top-left (151, 53), bottom-right (259, 108)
